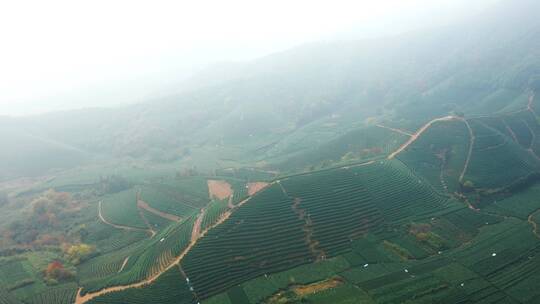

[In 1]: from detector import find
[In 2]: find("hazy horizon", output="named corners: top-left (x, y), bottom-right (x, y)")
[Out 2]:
top-left (0, 0), bottom-right (500, 117)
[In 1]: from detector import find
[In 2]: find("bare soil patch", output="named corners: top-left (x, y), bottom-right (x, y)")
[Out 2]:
top-left (292, 278), bottom-right (343, 297)
top-left (75, 184), bottom-right (266, 304)
top-left (247, 182), bottom-right (269, 196)
top-left (207, 180), bottom-right (233, 200)
top-left (291, 198), bottom-right (325, 261)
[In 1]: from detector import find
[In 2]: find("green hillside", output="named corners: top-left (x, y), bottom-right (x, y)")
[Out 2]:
top-left (3, 1), bottom-right (540, 303)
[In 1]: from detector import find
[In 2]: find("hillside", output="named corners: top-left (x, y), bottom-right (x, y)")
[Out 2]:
top-left (3, 0), bottom-right (540, 303)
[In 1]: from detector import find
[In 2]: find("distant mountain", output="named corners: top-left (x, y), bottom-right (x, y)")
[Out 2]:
top-left (2, 0), bottom-right (540, 179)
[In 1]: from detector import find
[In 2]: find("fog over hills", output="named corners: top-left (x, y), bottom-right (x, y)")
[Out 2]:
top-left (1, 0), bottom-right (538, 180)
top-left (0, 0), bottom-right (500, 116)
top-left (3, 1), bottom-right (540, 304)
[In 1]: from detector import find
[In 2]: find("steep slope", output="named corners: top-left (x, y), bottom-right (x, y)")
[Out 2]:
top-left (180, 160), bottom-right (459, 299)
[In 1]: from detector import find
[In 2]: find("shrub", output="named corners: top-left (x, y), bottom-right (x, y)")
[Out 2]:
top-left (44, 261), bottom-right (74, 283)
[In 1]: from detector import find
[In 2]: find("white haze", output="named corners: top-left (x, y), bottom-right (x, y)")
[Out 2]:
top-left (0, 0), bottom-right (500, 116)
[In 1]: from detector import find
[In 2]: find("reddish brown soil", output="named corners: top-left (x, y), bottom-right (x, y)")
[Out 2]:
top-left (207, 180), bottom-right (233, 200)
top-left (292, 278), bottom-right (343, 296)
top-left (247, 182), bottom-right (270, 196)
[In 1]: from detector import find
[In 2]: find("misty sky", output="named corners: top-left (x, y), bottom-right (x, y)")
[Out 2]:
top-left (0, 0), bottom-right (500, 116)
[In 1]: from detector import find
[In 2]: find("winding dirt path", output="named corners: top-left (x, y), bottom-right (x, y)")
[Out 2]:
top-left (137, 204), bottom-right (157, 238)
top-left (346, 160), bottom-right (376, 169)
top-left (191, 209), bottom-right (206, 243)
top-left (247, 182), bottom-right (270, 196)
top-left (528, 209), bottom-right (540, 239)
top-left (503, 119), bottom-right (519, 144)
top-left (74, 182), bottom-right (277, 304)
top-left (375, 124), bottom-right (414, 136)
top-left (117, 257), bottom-right (130, 273)
top-left (523, 119), bottom-right (536, 150)
top-left (97, 201), bottom-right (153, 235)
top-left (388, 116), bottom-right (457, 159)
top-left (291, 198), bottom-right (325, 261)
top-left (77, 206), bottom-right (216, 304)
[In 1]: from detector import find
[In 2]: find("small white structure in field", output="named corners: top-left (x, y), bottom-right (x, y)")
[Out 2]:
top-left (160, 238), bottom-right (165, 242)
top-left (404, 269), bottom-right (409, 273)
top-left (186, 278), bottom-right (190, 283)
top-left (363, 264), bottom-right (369, 268)
top-left (461, 283), bottom-right (465, 287)
top-left (492, 253), bottom-right (497, 257)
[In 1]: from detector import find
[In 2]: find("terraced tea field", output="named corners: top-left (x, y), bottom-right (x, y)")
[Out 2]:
top-left (25, 284), bottom-right (78, 304)
top-left (79, 217), bottom-right (195, 295)
top-left (397, 119), bottom-right (471, 193)
top-left (200, 199), bottom-right (229, 231)
top-left (180, 160), bottom-right (460, 299)
top-left (464, 119), bottom-right (540, 189)
top-left (181, 183), bottom-right (311, 298)
top-left (100, 189), bottom-right (147, 230)
top-left (87, 267), bottom-right (195, 304)
top-left (6, 107), bottom-right (540, 304)
top-left (139, 184), bottom-right (201, 218)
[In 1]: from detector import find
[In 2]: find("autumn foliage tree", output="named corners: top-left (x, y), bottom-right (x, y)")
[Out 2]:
top-left (44, 261), bottom-right (74, 285)
top-left (64, 243), bottom-right (96, 265)
top-left (6, 189), bottom-right (79, 247)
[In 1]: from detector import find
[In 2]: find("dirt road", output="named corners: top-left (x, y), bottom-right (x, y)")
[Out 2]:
top-left (97, 201), bottom-right (152, 234)
top-left (388, 116), bottom-right (457, 159)
top-left (375, 124), bottom-right (413, 136)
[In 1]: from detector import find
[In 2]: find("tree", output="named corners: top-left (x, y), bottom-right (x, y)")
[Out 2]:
top-left (461, 180), bottom-right (475, 192)
top-left (44, 261), bottom-right (74, 284)
top-left (64, 243), bottom-right (95, 265)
